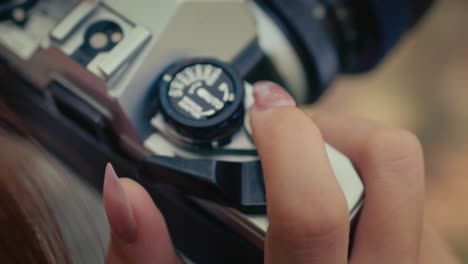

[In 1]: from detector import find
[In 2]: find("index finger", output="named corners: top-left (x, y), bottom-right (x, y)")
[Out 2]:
top-left (312, 112), bottom-right (425, 263)
top-left (250, 82), bottom-right (350, 264)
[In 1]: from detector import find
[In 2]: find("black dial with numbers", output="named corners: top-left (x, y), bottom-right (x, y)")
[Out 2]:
top-left (158, 58), bottom-right (245, 147)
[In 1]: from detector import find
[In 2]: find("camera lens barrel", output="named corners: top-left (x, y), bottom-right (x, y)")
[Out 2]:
top-left (256, 0), bottom-right (434, 99)
top-left (343, 0), bottom-right (433, 72)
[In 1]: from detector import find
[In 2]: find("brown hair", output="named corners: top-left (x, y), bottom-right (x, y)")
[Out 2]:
top-left (0, 133), bottom-right (72, 263)
top-left (0, 100), bottom-right (108, 263)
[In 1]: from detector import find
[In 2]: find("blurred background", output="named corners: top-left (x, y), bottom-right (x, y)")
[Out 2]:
top-left (306, 0), bottom-right (468, 260)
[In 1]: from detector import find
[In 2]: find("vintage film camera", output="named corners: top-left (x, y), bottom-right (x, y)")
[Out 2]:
top-left (0, 0), bottom-right (432, 263)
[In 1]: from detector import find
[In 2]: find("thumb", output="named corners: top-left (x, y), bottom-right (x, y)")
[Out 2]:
top-left (103, 164), bottom-right (182, 264)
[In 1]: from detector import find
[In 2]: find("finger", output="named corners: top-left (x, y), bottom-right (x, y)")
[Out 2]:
top-left (312, 112), bottom-right (425, 264)
top-left (419, 225), bottom-right (461, 264)
top-left (103, 164), bottom-right (182, 264)
top-left (250, 82), bottom-right (349, 264)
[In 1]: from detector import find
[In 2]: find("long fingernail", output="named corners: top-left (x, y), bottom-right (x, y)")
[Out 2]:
top-left (253, 81), bottom-right (296, 111)
top-left (103, 163), bottom-right (137, 243)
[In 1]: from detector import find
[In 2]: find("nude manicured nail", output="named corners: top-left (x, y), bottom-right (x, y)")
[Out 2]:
top-left (103, 163), bottom-right (137, 243)
top-left (253, 81), bottom-right (296, 111)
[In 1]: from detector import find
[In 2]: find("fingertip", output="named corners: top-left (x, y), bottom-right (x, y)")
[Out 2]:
top-left (104, 163), bottom-right (118, 192)
top-left (106, 176), bottom-right (181, 263)
top-left (252, 81), bottom-right (295, 111)
top-left (103, 163), bottom-right (137, 244)
top-left (250, 105), bottom-right (323, 154)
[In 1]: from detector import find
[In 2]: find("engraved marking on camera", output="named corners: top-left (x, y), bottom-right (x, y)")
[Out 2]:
top-left (163, 74), bottom-right (173, 82)
top-left (195, 64), bottom-right (203, 80)
top-left (197, 88), bottom-right (224, 110)
top-left (188, 81), bottom-right (202, 94)
top-left (184, 66), bottom-right (196, 84)
top-left (206, 67), bottom-right (222, 86)
top-left (168, 64), bottom-right (236, 121)
top-left (219, 82), bottom-right (235, 102)
top-left (202, 65), bottom-right (214, 82)
top-left (178, 96), bottom-right (203, 120)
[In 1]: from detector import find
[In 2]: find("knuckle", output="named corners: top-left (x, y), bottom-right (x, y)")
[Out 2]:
top-left (364, 128), bottom-right (424, 177)
top-left (269, 200), bottom-right (348, 250)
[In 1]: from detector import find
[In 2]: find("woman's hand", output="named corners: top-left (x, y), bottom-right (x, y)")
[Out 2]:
top-left (102, 81), bottom-right (461, 264)
top-left (103, 164), bottom-right (183, 264)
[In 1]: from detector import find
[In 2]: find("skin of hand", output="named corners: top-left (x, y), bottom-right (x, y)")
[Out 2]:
top-left (102, 81), bottom-right (461, 264)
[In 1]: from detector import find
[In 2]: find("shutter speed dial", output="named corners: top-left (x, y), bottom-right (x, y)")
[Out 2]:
top-left (158, 58), bottom-right (245, 147)
top-left (167, 64), bottom-right (236, 120)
